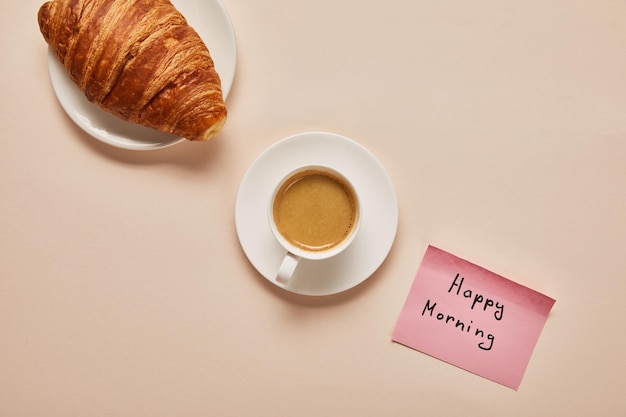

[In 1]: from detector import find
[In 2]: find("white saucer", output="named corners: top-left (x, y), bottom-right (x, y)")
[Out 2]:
top-left (46, 0), bottom-right (237, 151)
top-left (235, 132), bottom-right (399, 296)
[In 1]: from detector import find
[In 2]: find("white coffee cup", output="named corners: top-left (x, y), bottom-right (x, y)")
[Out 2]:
top-left (268, 165), bottom-right (361, 285)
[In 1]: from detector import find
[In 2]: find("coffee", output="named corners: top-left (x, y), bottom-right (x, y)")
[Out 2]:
top-left (272, 168), bottom-right (358, 252)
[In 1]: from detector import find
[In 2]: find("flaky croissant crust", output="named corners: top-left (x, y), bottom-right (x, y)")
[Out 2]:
top-left (38, 0), bottom-right (227, 141)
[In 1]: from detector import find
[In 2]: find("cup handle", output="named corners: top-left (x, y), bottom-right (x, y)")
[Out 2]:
top-left (276, 252), bottom-right (301, 285)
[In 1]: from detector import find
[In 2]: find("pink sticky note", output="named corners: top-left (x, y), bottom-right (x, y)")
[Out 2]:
top-left (392, 245), bottom-right (555, 390)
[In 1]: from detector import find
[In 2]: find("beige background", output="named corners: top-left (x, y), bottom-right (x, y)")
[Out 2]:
top-left (2, 0), bottom-right (626, 415)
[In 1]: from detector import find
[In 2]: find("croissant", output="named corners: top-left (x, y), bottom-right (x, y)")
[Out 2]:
top-left (38, 0), bottom-right (227, 141)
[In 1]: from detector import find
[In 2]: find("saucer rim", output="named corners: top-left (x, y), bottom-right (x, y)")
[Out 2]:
top-left (235, 131), bottom-right (399, 296)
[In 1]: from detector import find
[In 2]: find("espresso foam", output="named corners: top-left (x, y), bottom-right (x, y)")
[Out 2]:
top-left (273, 169), bottom-right (358, 252)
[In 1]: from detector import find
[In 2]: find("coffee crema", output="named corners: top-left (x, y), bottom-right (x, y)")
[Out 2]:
top-left (272, 169), bottom-right (358, 252)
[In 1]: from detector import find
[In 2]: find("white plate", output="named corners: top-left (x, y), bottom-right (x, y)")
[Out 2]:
top-left (235, 132), bottom-right (399, 296)
top-left (47, 0), bottom-right (237, 151)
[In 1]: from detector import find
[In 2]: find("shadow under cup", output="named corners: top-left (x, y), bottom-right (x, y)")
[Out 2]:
top-left (269, 166), bottom-right (361, 282)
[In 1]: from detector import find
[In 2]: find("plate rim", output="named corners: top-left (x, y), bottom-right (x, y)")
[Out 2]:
top-left (46, 0), bottom-right (237, 151)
